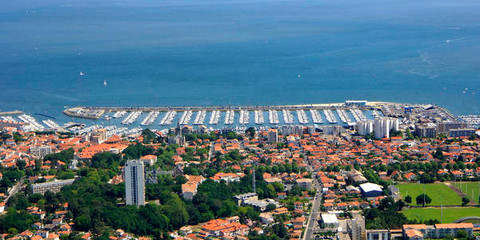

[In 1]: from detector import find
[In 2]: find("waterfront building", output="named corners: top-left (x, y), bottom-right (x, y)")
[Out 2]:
top-left (356, 120), bottom-right (374, 136)
top-left (437, 122), bottom-right (466, 133)
top-left (268, 129), bottom-right (278, 143)
top-left (125, 160), bottom-right (145, 206)
top-left (345, 100), bottom-right (368, 106)
top-left (449, 128), bottom-right (476, 138)
top-left (415, 123), bottom-right (437, 138)
top-left (374, 117), bottom-right (399, 139)
top-left (90, 129), bottom-right (107, 144)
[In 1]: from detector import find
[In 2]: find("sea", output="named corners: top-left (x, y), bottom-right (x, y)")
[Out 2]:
top-left (1, 0), bottom-right (480, 125)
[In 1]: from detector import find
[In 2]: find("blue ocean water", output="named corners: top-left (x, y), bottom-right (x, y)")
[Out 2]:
top-left (1, 0), bottom-right (480, 120)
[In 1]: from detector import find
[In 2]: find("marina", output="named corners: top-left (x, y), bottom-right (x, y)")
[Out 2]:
top-left (179, 110), bottom-right (193, 125)
top-left (140, 111), bottom-right (160, 126)
top-left (239, 110), bottom-right (250, 125)
top-left (224, 110), bottom-right (235, 125)
top-left (323, 109), bottom-right (337, 124)
top-left (1, 116), bottom-right (16, 122)
top-left (351, 109), bottom-right (367, 122)
top-left (42, 119), bottom-right (62, 130)
top-left (282, 110), bottom-right (294, 124)
top-left (255, 110), bottom-right (264, 125)
top-left (269, 110), bottom-right (280, 124)
top-left (336, 109), bottom-right (352, 124)
top-left (209, 110), bottom-right (221, 125)
top-left (121, 111), bottom-right (142, 125)
top-left (296, 110), bottom-right (309, 124)
top-left (310, 110), bottom-right (323, 123)
top-left (18, 114), bottom-right (45, 131)
top-left (0, 101), bottom-right (462, 135)
top-left (160, 111), bottom-right (177, 125)
top-left (458, 115), bottom-right (480, 127)
top-left (113, 111), bottom-right (127, 119)
top-left (193, 110), bottom-right (207, 125)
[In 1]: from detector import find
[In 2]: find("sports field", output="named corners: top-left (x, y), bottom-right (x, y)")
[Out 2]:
top-left (397, 183), bottom-right (462, 206)
top-left (453, 182), bottom-right (480, 203)
top-left (403, 207), bottom-right (480, 223)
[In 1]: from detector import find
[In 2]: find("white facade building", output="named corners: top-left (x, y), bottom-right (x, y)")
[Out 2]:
top-left (374, 117), bottom-right (399, 139)
top-left (125, 160), bottom-right (145, 206)
top-left (357, 120), bottom-right (374, 136)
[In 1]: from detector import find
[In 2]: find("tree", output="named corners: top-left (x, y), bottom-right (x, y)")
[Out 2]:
top-left (266, 204), bottom-right (276, 212)
top-left (416, 194), bottom-right (432, 207)
top-left (406, 129), bottom-right (414, 140)
top-left (245, 127), bottom-right (255, 138)
top-left (456, 230), bottom-right (468, 238)
top-left (272, 221), bottom-right (288, 238)
top-left (404, 195), bottom-right (412, 204)
top-left (141, 129), bottom-right (158, 144)
top-left (462, 196), bottom-right (470, 206)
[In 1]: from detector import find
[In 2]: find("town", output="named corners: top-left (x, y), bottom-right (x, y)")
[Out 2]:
top-left (1, 102), bottom-right (480, 240)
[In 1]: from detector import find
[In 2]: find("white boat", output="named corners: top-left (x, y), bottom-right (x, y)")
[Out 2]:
top-left (79, 71), bottom-right (85, 76)
top-left (104, 80), bottom-right (107, 86)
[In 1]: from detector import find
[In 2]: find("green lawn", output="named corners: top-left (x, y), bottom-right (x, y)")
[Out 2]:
top-left (403, 207), bottom-right (480, 223)
top-left (397, 183), bottom-right (462, 206)
top-left (452, 182), bottom-right (480, 203)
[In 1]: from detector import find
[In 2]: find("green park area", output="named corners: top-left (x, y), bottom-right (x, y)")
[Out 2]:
top-left (453, 182), bottom-right (480, 204)
top-left (403, 207), bottom-right (480, 223)
top-left (397, 183), bottom-right (462, 206)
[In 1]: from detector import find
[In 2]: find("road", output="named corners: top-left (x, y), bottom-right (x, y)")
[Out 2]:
top-left (5, 178), bottom-right (23, 203)
top-left (303, 162), bottom-right (322, 240)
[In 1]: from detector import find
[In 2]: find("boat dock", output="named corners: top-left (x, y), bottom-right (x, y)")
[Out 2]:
top-left (141, 111), bottom-right (159, 126)
top-left (42, 119), bottom-right (62, 130)
top-left (310, 110), bottom-right (323, 123)
top-left (193, 110), bottom-right (207, 125)
top-left (239, 110), bottom-right (249, 125)
top-left (282, 110), bottom-right (294, 124)
top-left (113, 111), bottom-right (127, 119)
top-left (351, 108), bottom-right (367, 121)
top-left (336, 109), bottom-right (352, 123)
top-left (269, 110), bottom-right (279, 124)
top-left (224, 110), bottom-right (235, 125)
top-left (121, 111), bottom-right (142, 125)
top-left (160, 111), bottom-right (176, 125)
top-left (254, 110), bottom-right (264, 125)
top-left (179, 110), bottom-right (193, 125)
top-left (209, 110), bottom-right (221, 125)
top-left (296, 110), bottom-right (309, 124)
top-left (323, 109), bottom-right (337, 124)
top-left (18, 114), bottom-right (45, 131)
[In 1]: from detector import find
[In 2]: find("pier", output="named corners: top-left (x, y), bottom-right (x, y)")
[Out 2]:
top-left (269, 110), bottom-right (279, 124)
top-left (310, 110), bottom-right (323, 123)
top-left (255, 110), bottom-right (264, 125)
top-left (323, 109), bottom-right (337, 124)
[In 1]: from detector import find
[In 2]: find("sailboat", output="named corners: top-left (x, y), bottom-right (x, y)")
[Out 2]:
top-left (79, 71), bottom-right (85, 76)
top-left (104, 80), bottom-right (108, 86)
